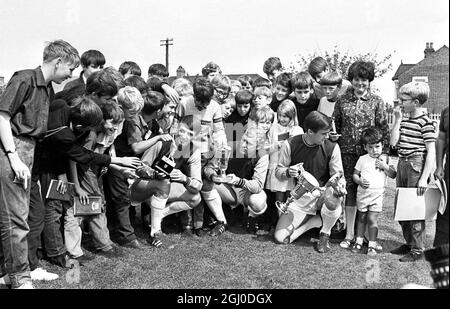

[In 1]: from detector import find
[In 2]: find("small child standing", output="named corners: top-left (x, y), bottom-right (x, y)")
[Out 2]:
top-left (265, 100), bottom-right (303, 228)
top-left (390, 81), bottom-right (436, 262)
top-left (351, 127), bottom-right (396, 256)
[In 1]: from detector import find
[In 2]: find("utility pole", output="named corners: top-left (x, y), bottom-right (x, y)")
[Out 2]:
top-left (160, 38), bottom-right (173, 73)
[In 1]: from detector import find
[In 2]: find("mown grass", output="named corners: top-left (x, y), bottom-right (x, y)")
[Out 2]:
top-left (34, 161), bottom-right (435, 289)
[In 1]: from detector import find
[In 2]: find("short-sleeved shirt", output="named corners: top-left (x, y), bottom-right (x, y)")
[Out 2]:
top-left (114, 115), bottom-right (159, 157)
top-left (398, 114), bottom-right (436, 157)
top-left (0, 67), bottom-right (54, 139)
top-left (317, 97), bottom-right (336, 118)
top-left (354, 154), bottom-right (387, 189)
top-left (439, 107), bottom-right (449, 159)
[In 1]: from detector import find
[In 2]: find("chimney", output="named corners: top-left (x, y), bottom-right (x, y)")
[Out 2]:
top-left (424, 42), bottom-right (435, 58)
top-left (176, 66), bottom-right (186, 78)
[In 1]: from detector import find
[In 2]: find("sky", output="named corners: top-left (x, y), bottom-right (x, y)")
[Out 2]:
top-left (0, 0), bottom-right (448, 103)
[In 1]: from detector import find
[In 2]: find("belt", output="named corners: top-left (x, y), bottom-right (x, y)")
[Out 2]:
top-left (399, 154), bottom-right (425, 161)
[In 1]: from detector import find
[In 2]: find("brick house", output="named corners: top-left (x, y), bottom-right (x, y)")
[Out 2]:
top-left (392, 42), bottom-right (449, 113)
top-left (167, 65), bottom-right (263, 85)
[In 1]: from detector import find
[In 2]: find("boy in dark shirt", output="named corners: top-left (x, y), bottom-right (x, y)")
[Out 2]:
top-left (0, 40), bottom-right (80, 289)
top-left (290, 72), bottom-right (320, 130)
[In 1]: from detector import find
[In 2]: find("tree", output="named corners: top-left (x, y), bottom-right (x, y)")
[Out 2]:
top-left (287, 45), bottom-right (393, 80)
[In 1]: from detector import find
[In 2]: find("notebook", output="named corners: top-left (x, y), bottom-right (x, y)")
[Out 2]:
top-left (45, 179), bottom-right (75, 202)
top-left (73, 195), bottom-right (103, 216)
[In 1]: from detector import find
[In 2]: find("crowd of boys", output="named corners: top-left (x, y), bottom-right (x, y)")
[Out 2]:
top-left (0, 42), bottom-right (447, 289)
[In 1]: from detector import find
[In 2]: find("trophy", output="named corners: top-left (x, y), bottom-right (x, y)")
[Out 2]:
top-left (275, 163), bottom-right (321, 214)
top-left (214, 144), bottom-right (233, 183)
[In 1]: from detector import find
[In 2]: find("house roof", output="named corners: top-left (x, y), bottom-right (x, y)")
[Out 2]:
top-left (393, 45), bottom-right (449, 80)
top-left (166, 73), bottom-right (264, 86)
top-left (392, 63), bottom-right (415, 80)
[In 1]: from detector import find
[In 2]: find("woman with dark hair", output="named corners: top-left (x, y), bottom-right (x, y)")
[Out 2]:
top-left (333, 61), bottom-right (389, 250)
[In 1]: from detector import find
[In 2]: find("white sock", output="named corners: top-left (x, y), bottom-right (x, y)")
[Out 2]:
top-left (320, 206), bottom-right (341, 235)
top-left (356, 237), bottom-right (364, 245)
top-left (165, 201), bottom-right (192, 217)
top-left (369, 241), bottom-right (378, 248)
top-left (202, 189), bottom-right (227, 224)
top-left (290, 215), bottom-right (322, 243)
top-left (345, 206), bottom-right (358, 239)
top-left (0, 274), bottom-right (11, 285)
top-left (150, 195), bottom-right (168, 236)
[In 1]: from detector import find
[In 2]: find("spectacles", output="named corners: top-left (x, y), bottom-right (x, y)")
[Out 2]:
top-left (214, 87), bottom-right (229, 97)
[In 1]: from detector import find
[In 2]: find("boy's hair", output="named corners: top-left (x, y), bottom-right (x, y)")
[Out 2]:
top-left (274, 72), bottom-right (293, 92)
top-left (103, 66), bottom-right (126, 89)
top-left (263, 57), bottom-right (282, 75)
top-left (201, 62), bottom-right (222, 77)
top-left (193, 78), bottom-right (214, 104)
top-left (308, 57), bottom-right (328, 78)
top-left (303, 111), bottom-right (332, 133)
top-left (319, 71), bottom-right (342, 87)
top-left (250, 105), bottom-right (275, 123)
top-left (253, 86), bottom-right (273, 98)
top-left (347, 61), bottom-right (375, 82)
top-left (70, 95), bottom-right (103, 128)
top-left (235, 89), bottom-right (253, 105)
top-left (291, 72), bottom-right (314, 90)
top-left (57, 83), bottom-right (86, 106)
top-left (238, 75), bottom-right (254, 87)
top-left (211, 74), bottom-right (231, 92)
top-left (86, 70), bottom-right (118, 98)
top-left (123, 75), bottom-right (148, 94)
top-left (361, 127), bottom-right (383, 145)
top-left (97, 98), bottom-right (124, 123)
top-left (399, 81), bottom-right (430, 105)
top-left (148, 63), bottom-right (169, 77)
top-left (117, 86), bottom-right (144, 115)
top-left (80, 50), bottom-right (105, 68)
top-left (230, 80), bottom-right (242, 90)
top-left (43, 40), bottom-right (80, 66)
top-left (171, 78), bottom-right (194, 97)
top-left (119, 61), bottom-right (142, 77)
top-left (141, 89), bottom-right (167, 115)
top-left (253, 77), bottom-right (271, 89)
top-left (277, 99), bottom-right (299, 126)
top-left (179, 115), bottom-right (194, 132)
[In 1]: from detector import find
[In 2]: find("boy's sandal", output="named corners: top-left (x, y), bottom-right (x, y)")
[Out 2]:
top-left (339, 238), bottom-right (354, 249)
top-left (367, 247), bottom-right (378, 256)
top-left (351, 243), bottom-right (363, 253)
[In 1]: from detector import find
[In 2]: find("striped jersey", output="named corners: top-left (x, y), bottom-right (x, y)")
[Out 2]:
top-left (398, 114), bottom-right (436, 157)
top-left (171, 95), bottom-right (227, 154)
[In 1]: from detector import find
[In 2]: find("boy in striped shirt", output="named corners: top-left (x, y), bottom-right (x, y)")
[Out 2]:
top-left (390, 81), bottom-right (436, 262)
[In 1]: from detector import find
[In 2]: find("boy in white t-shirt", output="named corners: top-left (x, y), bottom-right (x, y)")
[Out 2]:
top-left (317, 71), bottom-right (343, 118)
top-left (351, 127), bottom-right (396, 255)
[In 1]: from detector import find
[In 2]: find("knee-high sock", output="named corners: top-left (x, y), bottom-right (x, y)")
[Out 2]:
top-left (289, 214), bottom-right (322, 243)
top-left (164, 201), bottom-right (192, 217)
top-left (202, 189), bottom-right (227, 224)
top-left (150, 195), bottom-right (168, 236)
top-left (321, 206), bottom-right (341, 235)
top-left (344, 206), bottom-right (358, 239)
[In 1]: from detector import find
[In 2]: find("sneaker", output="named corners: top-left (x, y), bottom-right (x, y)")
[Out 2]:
top-left (351, 243), bottom-right (364, 254)
top-left (73, 253), bottom-right (95, 265)
top-left (367, 247), bottom-right (377, 256)
top-left (390, 244), bottom-right (411, 255)
top-left (194, 228), bottom-right (207, 237)
top-left (16, 282), bottom-right (34, 289)
top-left (30, 268), bottom-right (59, 281)
top-left (209, 221), bottom-right (227, 236)
top-left (316, 233), bottom-right (331, 253)
top-left (120, 239), bottom-right (142, 250)
top-left (98, 246), bottom-right (124, 259)
top-left (339, 238), bottom-right (354, 249)
top-left (246, 217), bottom-right (260, 235)
top-left (399, 251), bottom-right (423, 262)
top-left (47, 253), bottom-right (75, 269)
top-left (147, 233), bottom-right (163, 247)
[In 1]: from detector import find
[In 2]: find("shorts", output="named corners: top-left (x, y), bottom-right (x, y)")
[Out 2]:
top-left (287, 191), bottom-right (321, 215)
top-left (356, 187), bottom-right (384, 213)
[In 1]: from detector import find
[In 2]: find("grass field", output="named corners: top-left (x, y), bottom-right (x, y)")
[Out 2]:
top-left (34, 161), bottom-right (436, 289)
